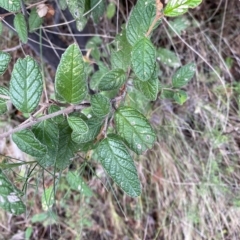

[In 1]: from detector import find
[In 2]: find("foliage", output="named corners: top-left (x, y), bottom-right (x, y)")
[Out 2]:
top-left (0, 0), bottom-right (201, 215)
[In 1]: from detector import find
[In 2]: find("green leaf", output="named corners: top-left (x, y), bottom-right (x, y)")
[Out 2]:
top-left (12, 129), bottom-right (47, 158)
top-left (96, 134), bottom-right (141, 197)
top-left (168, 16), bottom-right (190, 36)
top-left (42, 186), bottom-right (54, 211)
top-left (91, 0), bottom-right (105, 23)
top-left (114, 107), bottom-right (156, 154)
top-left (91, 93), bottom-right (110, 117)
top-left (172, 63), bottom-right (196, 88)
top-left (161, 89), bottom-right (174, 99)
top-left (14, 13), bottom-right (28, 44)
top-left (28, 8), bottom-right (43, 33)
top-left (0, 20), bottom-right (3, 35)
top-left (67, 116), bottom-right (88, 134)
top-left (0, 86), bottom-right (9, 114)
top-left (173, 90), bottom-right (188, 105)
top-left (31, 212), bottom-right (48, 223)
top-left (66, 0), bottom-right (87, 31)
top-left (126, 0), bottom-right (156, 46)
top-left (164, 0), bottom-right (202, 17)
top-left (131, 37), bottom-right (156, 81)
top-left (54, 121), bottom-right (79, 170)
top-left (0, 51), bottom-right (11, 75)
top-left (67, 171), bottom-right (93, 197)
top-left (9, 56), bottom-right (43, 113)
top-left (71, 117), bottom-right (103, 144)
top-left (25, 227), bottom-right (33, 240)
top-left (90, 68), bottom-right (108, 90)
top-left (0, 102), bottom-right (7, 115)
top-left (133, 68), bottom-right (158, 101)
top-left (106, 2), bottom-right (116, 19)
top-left (111, 29), bottom-right (132, 71)
top-left (48, 105), bottom-right (65, 124)
top-left (157, 48), bottom-right (181, 68)
top-left (55, 44), bottom-right (87, 104)
top-left (86, 36), bottom-right (102, 61)
top-left (32, 120), bottom-right (59, 167)
top-left (0, 169), bottom-right (26, 215)
top-left (59, 0), bottom-right (67, 10)
top-left (99, 69), bottom-right (126, 91)
top-left (0, 86), bottom-right (9, 97)
top-left (0, 0), bottom-right (20, 11)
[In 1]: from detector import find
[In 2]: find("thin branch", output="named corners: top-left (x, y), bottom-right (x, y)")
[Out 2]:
top-left (0, 103), bottom-right (89, 139)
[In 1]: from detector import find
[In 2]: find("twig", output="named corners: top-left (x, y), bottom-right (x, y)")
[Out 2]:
top-left (0, 103), bottom-right (89, 139)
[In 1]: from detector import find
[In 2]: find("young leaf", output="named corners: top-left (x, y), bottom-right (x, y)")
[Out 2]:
top-left (28, 8), bottom-right (43, 33)
top-left (0, 51), bottom-right (11, 75)
top-left (0, 0), bottom-right (20, 12)
top-left (96, 134), bottom-right (141, 197)
top-left (55, 44), bottom-right (87, 104)
top-left (131, 37), bottom-right (156, 81)
top-left (114, 106), bottom-right (156, 154)
top-left (91, 0), bottom-right (105, 23)
top-left (12, 129), bottom-right (47, 158)
top-left (14, 13), bottom-right (28, 44)
top-left (126, 0), bottom-right (156, 46)
top-left (71, 117), bottom-right (103, 144)
top-left (67, 116), bottom-right (89, 134)
top-left (66, 0), bottom-right (87, 31)
top-left (157, 48), bottom-right (181, 68)
top-left (0, 170), bottom-right (26, 215)
top-left (133, 70), bottom-right (158, 101)
top-left (67, 171), bottom-right (93, 197)
top-left (98, 69), bottom-right (126, 91)
top-left (32, 120), bottom-right (59, 167)
top-left (42, 185), bottom-right (54, 211)
top-left (172, 63), bottom-right (196, 88)
top-left (91, 93), bottom-right (111, 117)
top-left (173, 90), bottom-right (188, 105)
top-left (9, 56), bottom-right (43, 113)
top-left (164, 0), bottom-right (202, 17)
top-left (106, 2), bottom-right (116, 19)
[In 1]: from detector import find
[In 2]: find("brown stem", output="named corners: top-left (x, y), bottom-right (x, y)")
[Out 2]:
top-left (0, 103), bottom-right (89, 139)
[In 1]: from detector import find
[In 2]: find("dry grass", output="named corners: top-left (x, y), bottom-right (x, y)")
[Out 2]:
top-left (1, 0), bottom-right (240, 239)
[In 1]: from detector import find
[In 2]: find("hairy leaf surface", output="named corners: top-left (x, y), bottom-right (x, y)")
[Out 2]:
top-left (67, 116), bottom-right (88, 134)
top-left (96, 134), bottom-right (141, 197)
top-left (91, 94), bottom-right (110, 117)
top-left (0, 52), bottom-right (11, 75)
top-left (131, 37), bottom-right (156, 81)
top-left (9, 56), bottom-right (43, 113)
top-left (0, 0), bottom-right (20, 11)
top-left (115, 107), bottom-right (156, 154)
top-left (55, 44), bottom-right (87, 104)
top-left (0, 170), bottom-right (26, 215)
top-left (14, 13), bottom-right (28, 43)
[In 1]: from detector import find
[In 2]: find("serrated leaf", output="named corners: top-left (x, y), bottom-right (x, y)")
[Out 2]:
top-left (0, 0), bottom-right (20, 11)
top-left (28, 8), bottom-right (43, 33)
top-left (172, 63), bottom-right (196, 88)
top-left (55, 44), bottom-right (87, 104)
top-left (67, 171), bottom-right (93, 197)
top-left (91, 0), bottom-right (105, 23)
top-left (0, 51), bottom-right (11, 75)
top-left (67, 116), bottom-right (88, 134)
top-left (32, 120), bottom-right (59, 167)
top-left (0, 86), bottom-right (9, 97)
top-left (134, 77), bottom-right (158, 101)
top-left (131, 37), bottom-right (156, 81)
top-left (96, 134), bottom-right (141, 197)
top-left (71, 117), bottom-right (103, 144)
top-left (0, 170), bottom-right (26, 215)
top-left (126, 0), bottom-right (157, 46)
top-left (9, 56), bottom-right (43, 113)
top-left (114, 107), bottom-right (156, 154)
top-left (55, 121), bottom-right (79, 170)
top-left (173, 90), bottom-right (188, 105)
top-left (98, 69), bottom-right (126, 91)
top-left (91, 93), bottom-right (110, 117)
top-left (164, 0), bottom-right (202, 17)
top-left (157, 48), bottom-right (181, 68)
top-left (66, 0), bottom-right (87, 31)
top-left (42, 185), bottom-right (54, 211)
top-left (12, 129), bottom-right (47, 158)
top-left (14, 13), bottom-right (28, 44)
top-left (111, 29), bottom-right (132, 71)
